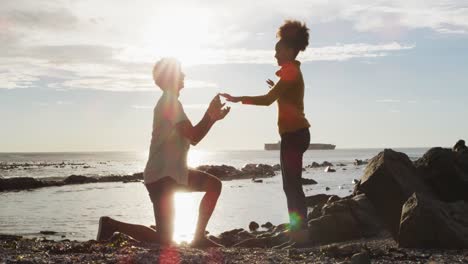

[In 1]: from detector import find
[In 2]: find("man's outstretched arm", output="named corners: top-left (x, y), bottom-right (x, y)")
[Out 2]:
top-left (176, 95), bottom-right (230, 145)
top-left (176, 113), bottom-right (214, 145)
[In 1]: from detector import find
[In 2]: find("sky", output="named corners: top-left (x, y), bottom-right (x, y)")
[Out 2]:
top-left (1, 0), bottom-right (468, 152)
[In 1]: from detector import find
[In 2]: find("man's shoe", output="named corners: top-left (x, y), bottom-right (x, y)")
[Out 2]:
top-left (96, 216), bottom-right (116, 241)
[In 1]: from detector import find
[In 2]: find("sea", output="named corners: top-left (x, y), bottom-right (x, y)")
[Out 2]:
top-left (0, 148), bottom-right (428, 243)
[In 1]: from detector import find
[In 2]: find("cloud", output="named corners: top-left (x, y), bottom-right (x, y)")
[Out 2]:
top-left (1, 0), bottom-right (464, 91)
top-left (122, 42), bottom-right (414, 65)
top-left (56, 100), bottom-right (73, 105)
top-left (5, 8), bottom-right (78, 31)
top-left (131, 105), bottom-right (152, 110)
top-left (183, 104), bottom-right (209, 109)
top-left (227, 42), bottom-right (414, 64)
top-left (376, 99), bottom-right (401, 103)
top-left (184, 80), bottom-right (217, 89)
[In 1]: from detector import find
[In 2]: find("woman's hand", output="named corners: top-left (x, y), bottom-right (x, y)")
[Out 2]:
top-left (220, 93), bottom-right (241, 103)
top-left (266, 79), bottom-right (275, 89)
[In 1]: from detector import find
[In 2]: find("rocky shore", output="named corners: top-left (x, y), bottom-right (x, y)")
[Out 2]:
top-left (1, 140), bottom-right (468, 263)
top-left (0, 163), bottom-right (283, 192)
top-left (1, 158), bottom-right (358, 192)
top-left (1, 233), bottom-right (466, 263)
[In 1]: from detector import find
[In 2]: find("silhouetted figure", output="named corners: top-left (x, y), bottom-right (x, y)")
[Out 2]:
top-left (97, 58), bottom-right (230, 248)
top-left (453, 139), bottom-right (467, 152)
top-left (221, 20), bottom-right (311, 239)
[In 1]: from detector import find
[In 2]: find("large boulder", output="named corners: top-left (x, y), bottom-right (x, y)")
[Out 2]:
top-left (320, 194), bottom-right (383, 238)
top-left (305, 194), bottom-right (333, 208)
top-left (399, 192), bottom-right (468, 249)
top-left (308, 213), bottom-right (361, 244)
top-left (414, 147), bottom-right (468, 202)
top-left (306, 194), bottom-right (384, 244)
top-left (357, 149), bottom-right (432, 238)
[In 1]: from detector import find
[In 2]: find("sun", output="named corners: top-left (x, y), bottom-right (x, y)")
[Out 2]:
top-left (140, 5), bottom-right (216, 66)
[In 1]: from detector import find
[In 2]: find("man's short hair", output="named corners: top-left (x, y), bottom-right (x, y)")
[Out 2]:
top-left (152, 57), bottom-right (181, 90)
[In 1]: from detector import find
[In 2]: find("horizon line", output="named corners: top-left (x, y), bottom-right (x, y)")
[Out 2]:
top-left (0, 146), bottom-right (445, 154)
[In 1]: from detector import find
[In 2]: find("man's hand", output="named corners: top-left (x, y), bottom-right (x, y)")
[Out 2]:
top-left (220, 93), bottom-right (241, 103)
top-left (210, 106), bottom-right (231, 121)
top-left (207, 94), bottom-right (231, 121)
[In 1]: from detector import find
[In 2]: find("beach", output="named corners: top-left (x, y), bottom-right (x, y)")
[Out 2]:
top-left (0, 149), bottom-right (424, 242)
top-left (2, 147), bottom-right (468, 263)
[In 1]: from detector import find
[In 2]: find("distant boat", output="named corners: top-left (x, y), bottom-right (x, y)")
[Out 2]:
top-left (264, 142), bottom-right (336, 151)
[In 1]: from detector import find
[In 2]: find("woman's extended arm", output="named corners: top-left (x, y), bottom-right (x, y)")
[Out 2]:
top-left (221, 79), bottom-right (289, 106)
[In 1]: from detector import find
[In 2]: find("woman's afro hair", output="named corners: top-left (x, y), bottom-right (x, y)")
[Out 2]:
top-left (277, 20), bottom-right (310, 52)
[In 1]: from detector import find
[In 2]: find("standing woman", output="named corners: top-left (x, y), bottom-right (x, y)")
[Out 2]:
top-left (221, 20), bottom-right (311, 234)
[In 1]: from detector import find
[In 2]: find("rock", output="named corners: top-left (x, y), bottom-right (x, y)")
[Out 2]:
top-left (272, 164), bottom-right (281, 171)
top-left (260, 223), bottom-right (274, 231)
top-left (122, 179), bottom-right (140, 183)
top-left (132, 173), bottom-right (144, 180)
top-left (352, 179), bottom-right (359, 184)
top-left (40, 231), bottom-right (58, 235)
top-left (249, 221), bottom-right (260, 232)
top-left (453, 139), bottom-right (468, 153)
top-left (196, 165), bottom-right (241, 180)
top-left (308, 213), bottom-right (361, 244)
top-left (399, 192), bottom-right (468, 249)
top-left (307, 161), bottom-right (333, 168)
top-left (0, 234), bottom-right (23, 240)
top-left (324, 166), bottom-right (336, 173)
top-left (414, 147), bottom-right (468, 202)
top-left (217, 228), bottom-right (255, 247)
top-left (252, 178), bottom-right (263, 183)
top-left (207, 235), bottom-right (224, 245)
top-left (0, 177), bottom-right (46, 191)
top-left (241, 164), bottom-right (275, 177)
top-left (307, 206), bottom-right (322, 220)
top-left (308, 194), bottom-right (383, 243)
top-left (308, 162), bottom-right (321, 168)
top-left (350, 252), bottom-right (371, 264)
top-left (261, 222), bottom-right (274, 230)
top-left (325, 187), bottom-right (330, 191)
top-left (305, 194), bottom-right (332, 207)
top-left (357, 149), bottom-right (432, 238)
top-left (354, 159), bottom-right (368, 166)
top-left (64, 175), bottom-right (98, 184)
top-left (272, 223), bottom-right (289, 233)
top-left (327, 195), bottom-right (341, 204)
top-left (301, 178), bottom-right (318, 185)
top-left (321, 244), bottom-right (363, 258)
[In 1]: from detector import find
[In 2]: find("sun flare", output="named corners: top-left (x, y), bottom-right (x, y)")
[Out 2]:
top-left (138, 6), bottom-right (217, 66)
top-left (173, 192), bottom-right (203, 243)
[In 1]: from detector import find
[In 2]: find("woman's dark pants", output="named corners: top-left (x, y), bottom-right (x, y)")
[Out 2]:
top-left (280, 128), bottom-right (310, 231)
